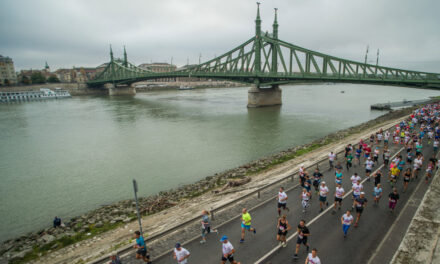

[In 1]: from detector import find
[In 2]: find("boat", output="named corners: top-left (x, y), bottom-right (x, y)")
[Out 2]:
top-left (0, 88), bottom-right (71, 103)
top-left (179, 85), bottom-right (194, 90)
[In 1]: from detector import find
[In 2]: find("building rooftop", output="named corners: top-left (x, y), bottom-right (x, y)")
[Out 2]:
top-left (0, 55), bottom-right (13, 63)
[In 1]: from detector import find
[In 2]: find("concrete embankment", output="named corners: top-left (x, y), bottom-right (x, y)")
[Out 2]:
top-left (391, 166), bottom-right (440, 263)
top-left (1, 83), bottom-right (106, 96)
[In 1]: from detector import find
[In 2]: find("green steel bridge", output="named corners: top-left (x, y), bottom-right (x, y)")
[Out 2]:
top-left (87, 4), bottom-right (440, 92)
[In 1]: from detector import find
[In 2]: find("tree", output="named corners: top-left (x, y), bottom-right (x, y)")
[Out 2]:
top-left (47, 75), bottom-right (60, 83)
top-left (30, 72), bottom-right (46, 84)
top-left (21, 75), bottom-right (31, 85)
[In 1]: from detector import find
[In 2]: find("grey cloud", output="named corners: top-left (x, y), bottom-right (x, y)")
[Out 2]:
top-left (0, 0), bottom-right (439, 72)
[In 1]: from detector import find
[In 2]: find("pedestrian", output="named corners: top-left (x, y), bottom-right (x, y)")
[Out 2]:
top-left (305, 248), bottom-right (321, 264)
top-left (276, 214), bottom-right (291, 247)
top-left (301, 188), bottom-right (311, 213)
top-left (373, 169), bottom-right (382, 187)
top-left (341, 210), bottom-right (354, 237)
top-left (373, 146), bottom-right (380, 164)
top-left (220, 236), bottom-right (241, 264)
top-left (328, 151), bottom-right (336, 170)
top-left (346, 151), bottom-right (353, 170)
top-left (403, 168), bottom-right (411, 192)
top-left (277, 187), bottom-right (290, 216)
top-left (383, 147), bottom-right (391, 166)
top-left (318, 182), bottom-right (329, 212)
top-left (365, 157), bottom-right (374, 181)
top-left (53, 216), bottom-right (62, 228)
top-left (200, 210), bottom-right (218, 244)
top-left (312, 168), bottom-right (323, 194)
top-left (108, 251), bottom-right (121, 264)
top-left (388, 188), bottom-right (400, 213)
top-left (133, 231), bottom-right (151, 264)
top-left (354, 192), bottom-right (367, 227)
top-left (373, 183), bottom-right (382, 205)
top-left (413, 154), bottom-right (423, 179)
top-left (299, 165), bottom-right (306, 187)
top-left (335, 169), bottom-right (343, 185)
top-left (240, 208), bottom-right (256, 243)
top-left (351, 179), bottom-right (363, 209)
top-left (333, 183), bottom-right (345, 213)
top-left (293, 220), bottom-right (310, 260)
top-left (389, 164), bottom-right (399, 187)
top-left (173, 243), bottom-right (190, 264)
top-left (355, 146), bottom-right (362, 166)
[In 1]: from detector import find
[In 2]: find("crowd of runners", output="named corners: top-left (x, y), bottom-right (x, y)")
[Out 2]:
top-left (110, 103), bottom-right (440, 264)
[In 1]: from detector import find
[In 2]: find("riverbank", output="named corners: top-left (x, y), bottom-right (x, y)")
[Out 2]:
top-left (1, 98), bottom-right (435, 264)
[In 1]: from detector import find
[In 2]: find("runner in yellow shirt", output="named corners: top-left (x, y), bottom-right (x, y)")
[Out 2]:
top-left (240, 208), bottom-right (256, 243)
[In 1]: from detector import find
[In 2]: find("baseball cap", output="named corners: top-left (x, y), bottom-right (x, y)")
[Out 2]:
top-left (321, 181), bottom-right (325, 184)
top-left (175, 242), bottom-right (181, 248)
top-left (361, 192), bottom-right (365, 195)
top-left (220, 235), bottom-right (228, 242)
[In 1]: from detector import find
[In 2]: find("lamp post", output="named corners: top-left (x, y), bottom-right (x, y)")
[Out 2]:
top-left (132, 179), bottom-right (143, 235)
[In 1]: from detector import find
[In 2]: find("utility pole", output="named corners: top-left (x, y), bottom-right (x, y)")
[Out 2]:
top-left (171, 57), bottom-right (173, 66)
top-left (376, 49), bottom-right (380, 66)
top-left (132, 179), bottom-right (143, 235)
top-left (364, 45), bottom-right (369, 77)
top-left (199, 53), bottom-right (202, 64)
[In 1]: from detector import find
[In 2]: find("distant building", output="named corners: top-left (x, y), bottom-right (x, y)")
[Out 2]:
top-left (138, 62), bottom-right (177, 82)
top-left (54, 69), bottom-right (74, 83)
top-left (0, 55), bottom-right (17, 85)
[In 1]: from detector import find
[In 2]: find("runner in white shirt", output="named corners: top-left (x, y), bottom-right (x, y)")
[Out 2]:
top-left (318, 182), bottom-right (329, 212)
top-left (351, 180), bottom-right (363, 210)
top-left (328, 151), bottom-right (336, 169)
top-left (173, 243), bottom-right (190, 264)
top-left (333, 183), bottom-right (345, 213)
top-left (305, 248), bottom-right (321, 264)
top-left (220, 236), bottom-right (240, 264)
top-left (301, 188), bottom-right (311, 213)
top-left (365, 157), bottom-right (374, 181)
top-left (277, 187), bottom-right (289, 216)
top-left (341, 210), bottom-right (354, 237)
top-left (350, 173), bottom-right (361, 187)
top-left (412, 155), bottom-right (423, 179)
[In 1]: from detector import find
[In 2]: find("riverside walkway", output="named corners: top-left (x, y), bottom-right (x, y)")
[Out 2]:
top-left (113, 112), bottom-right (437, 264)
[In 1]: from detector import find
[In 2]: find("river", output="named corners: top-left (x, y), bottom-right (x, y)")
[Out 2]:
top-left (0, 83), bottom-right (438, 242)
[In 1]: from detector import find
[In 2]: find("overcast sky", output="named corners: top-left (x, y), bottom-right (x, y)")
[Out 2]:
top-left (1, 0), bottom-right (439, 72)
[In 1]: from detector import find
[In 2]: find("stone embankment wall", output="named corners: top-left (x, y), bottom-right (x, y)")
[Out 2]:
top-left (391, 165), bottom-right (440, 263)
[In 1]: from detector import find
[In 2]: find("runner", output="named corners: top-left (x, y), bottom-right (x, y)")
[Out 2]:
top-left (373, 183), bottom-right (383, 205)
top-left (293, 220), bottom-right (310, 260)
top-left (365, 157), bottom-right (374, 181)
top-left (354, 192), bottom-right (367, 227)
top-left (434, 139), bottom-right (439, 153)
top-left (388, 188), bottom-right (400, 213)
top-left (276, 214), bottom-right (291, 247)
top-left (335, 169), bottom-right (343, 186)
top-left (133, 231), bottom-right (152, 264)
top-left (373, 146), bottom-right (380, 164)
top-left (333, 183), bottom-right (345, 213)
top-left (364, 144), bottom-right (372, 159)
top-left (312, 168), bottom-right (323, 194)
top-left (425, 160), bottom-right (434, 184)
top-left (341, 210), bottom-right (354, 237)
top-left (389, 163), bottom-right (399, 187)
top-left (383, 147), bottom-right (391, 166)
top-left (413, 154), bottom-right (424, 179)
top-left (299, 165), bottom-right (306, 187)
top-left (304, 176), bottom-right (313, 199)
top-left (200, 210), bottom-right (218, 244)
top-left (384, 130), bottom-right (390, 146)
top-left (301, 188), bottom-right (311, 213)
top-left (346, 151), bottom-right (353, 170)
top-left (373, 169), bottom-right (382, 187)
top-left (305, 248), bottom-right (321, 264)
top-left (109, 251), bottom-right (121, 264)
top-left (277, 187), bottom-right (290, 216)
top-left (403, 168), bottom-right (411, 192)
top-left (328, 151), bottom-right (336, 170)
top-left (173, 243), bottom-right (190, 264)
top-left (318, 182), bottom-right (329, 212)
top-left (220, 236), bottom-right (241, 264)
top-left (351, 179), bottom-right (363, 209)
top-left (240, 208), bottom-right (256, 243)
top-left (355, 146), bottom-right (362, 166)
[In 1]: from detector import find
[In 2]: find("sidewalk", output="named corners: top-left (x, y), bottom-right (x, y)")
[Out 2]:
top-left (391, 167), bottom-right (440, 264)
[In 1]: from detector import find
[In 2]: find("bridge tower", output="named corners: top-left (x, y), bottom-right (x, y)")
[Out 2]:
top-left (248, 4), bottom-right (282, 107)
top-left (107, 44), bottom-right (136, 96)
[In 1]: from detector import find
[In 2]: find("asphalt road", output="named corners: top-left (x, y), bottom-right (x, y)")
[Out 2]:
top-left (126, 128), bottom-right (434, 263)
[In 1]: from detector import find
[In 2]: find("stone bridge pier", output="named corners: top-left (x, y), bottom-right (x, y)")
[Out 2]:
top-left (247, 84), bottom-right (282, 107)
top-left (105, 83), bottom-right (136, 96)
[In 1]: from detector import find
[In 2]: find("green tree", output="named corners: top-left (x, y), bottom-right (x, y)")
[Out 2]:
top-left (21, 75), bottom-right (31, 85)
top-left (47, 74), bottom-right (60, 83)
top-left (30, 72), bottom-right (46, 84)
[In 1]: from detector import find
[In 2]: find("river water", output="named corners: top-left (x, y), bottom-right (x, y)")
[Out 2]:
top-left (0, 83), bottom-right (438, 242)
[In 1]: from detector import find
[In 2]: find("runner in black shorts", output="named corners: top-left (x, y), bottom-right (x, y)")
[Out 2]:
top-left (403, 168), bottom-right (411, 192)
top-left (293, 220), bottom-right (310, 259)
top-left (276, 215), bottom-right (291, 247)
top-left (354, 193), bottom-right (367, 227)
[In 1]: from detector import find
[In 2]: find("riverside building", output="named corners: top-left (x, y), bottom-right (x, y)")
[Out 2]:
top-left (0, 55), bottom-right (17, 85)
